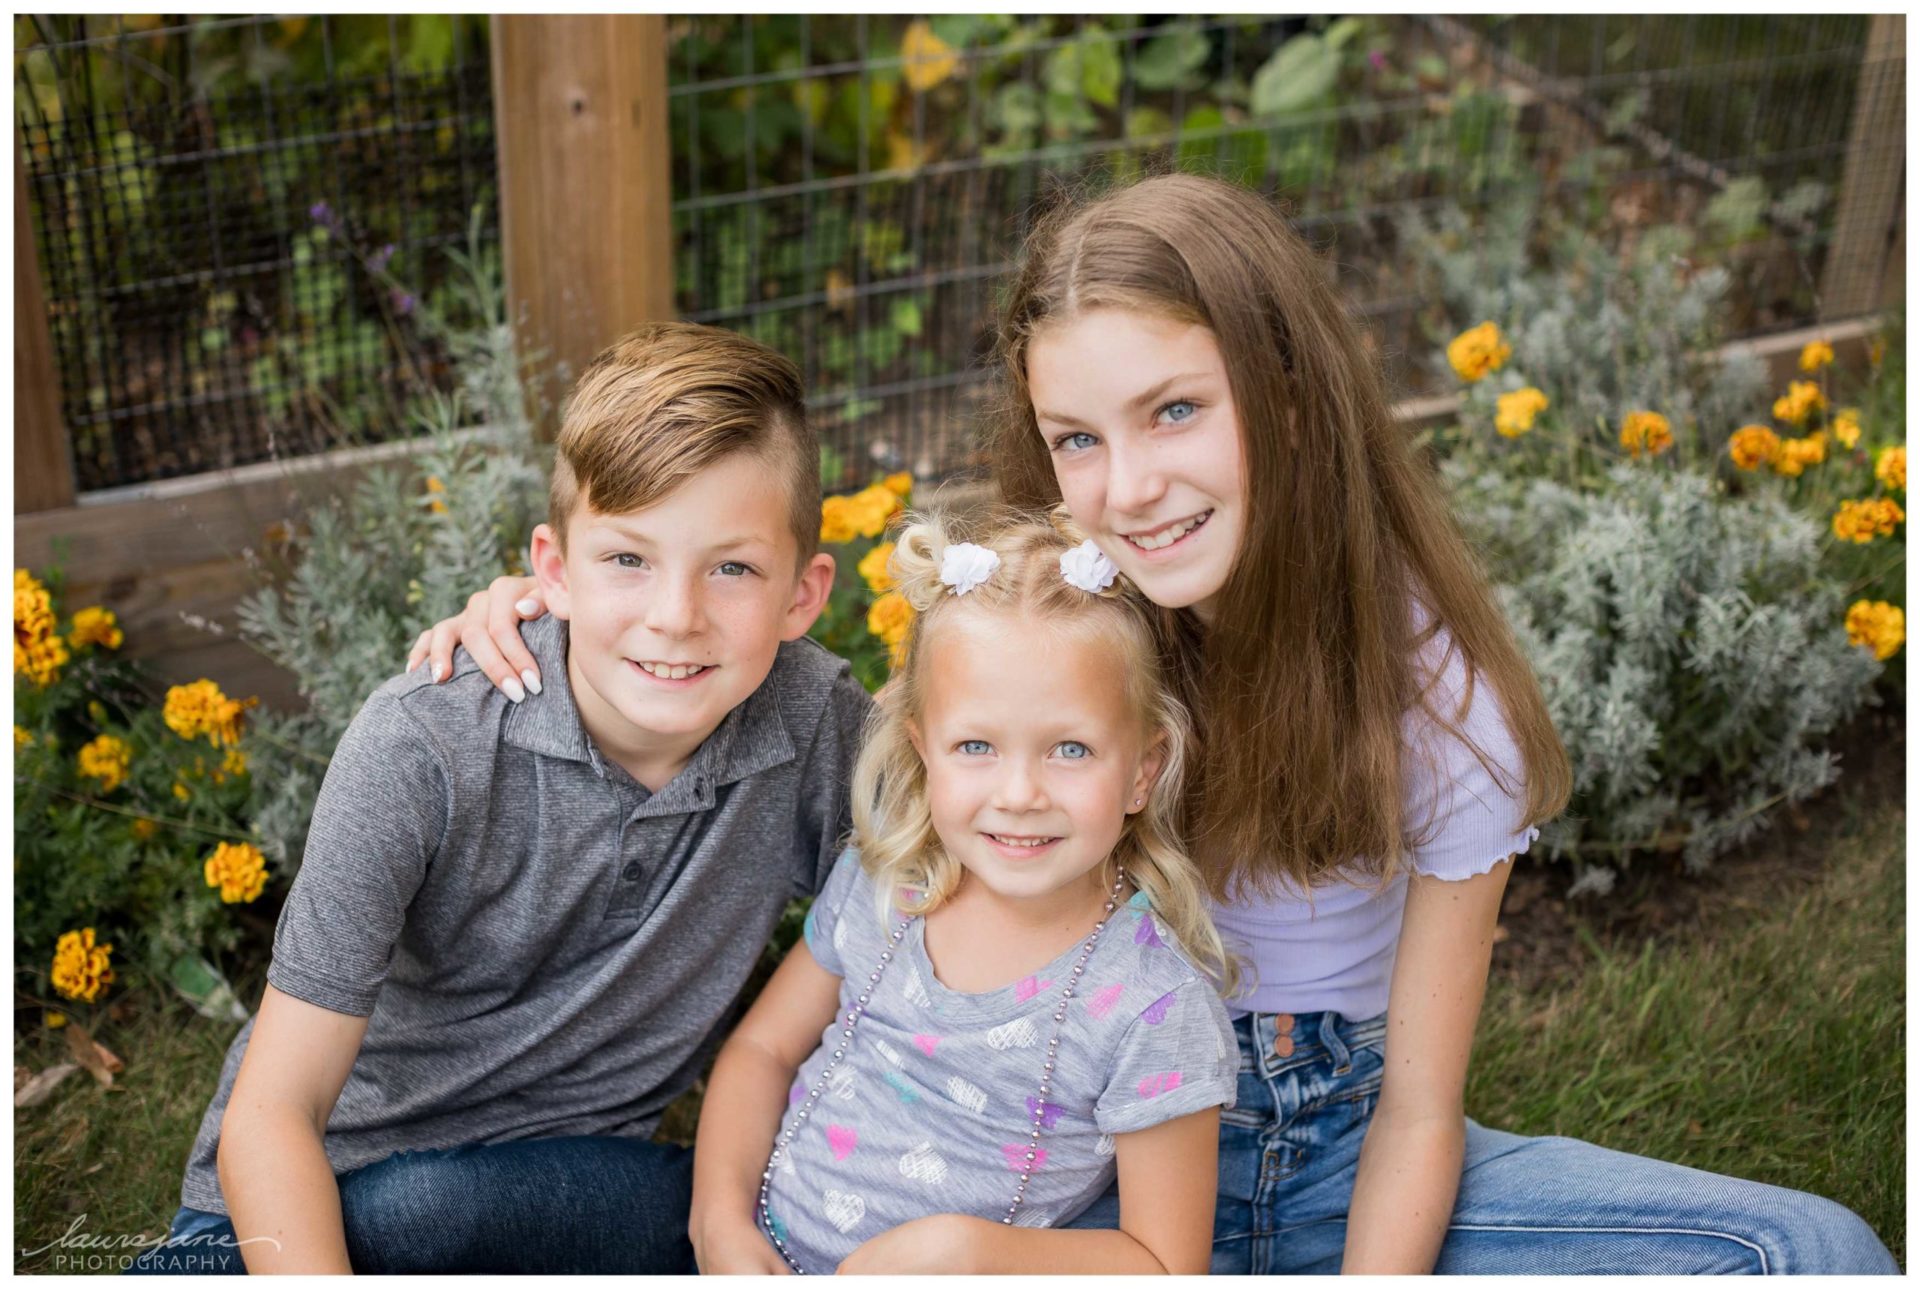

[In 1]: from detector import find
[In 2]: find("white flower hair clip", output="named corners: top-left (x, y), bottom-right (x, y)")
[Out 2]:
top-left (939, 542), bottom-right (1000, 596)
top-left (1059, 539), bottom-right (1119, 593)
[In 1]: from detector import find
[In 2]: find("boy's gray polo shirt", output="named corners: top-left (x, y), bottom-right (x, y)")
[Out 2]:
top-left (179, 613), bottom-right (872, 1215)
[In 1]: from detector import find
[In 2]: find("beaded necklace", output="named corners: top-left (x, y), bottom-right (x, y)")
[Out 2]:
top-left (757, 866), bottom-right (1130, 1274)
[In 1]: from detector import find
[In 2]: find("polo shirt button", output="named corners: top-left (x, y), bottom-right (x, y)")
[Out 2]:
top-left (621, 861), bottom-right (642, 881)
top-left (1272, 1034), bottom-right (1295, 1059)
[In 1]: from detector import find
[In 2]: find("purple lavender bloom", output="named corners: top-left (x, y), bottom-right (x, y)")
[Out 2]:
top-left (1367, 49), bottom-right (1386, 72)
top-left (308, 200), bottom-right (334, 227)
top-left (368, 243), bottom-right (396, 273)
top-left (389, 288), bottom-right (416, 316)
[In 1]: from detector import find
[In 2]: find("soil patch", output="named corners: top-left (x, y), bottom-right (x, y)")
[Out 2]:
top-left (1489, 702), bottom-right (1907, 994)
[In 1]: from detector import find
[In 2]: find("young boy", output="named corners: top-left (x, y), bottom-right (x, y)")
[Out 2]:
top-left (129, 324), bottom-right (871, 1274)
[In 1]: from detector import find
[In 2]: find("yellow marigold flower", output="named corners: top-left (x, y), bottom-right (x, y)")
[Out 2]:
top-left (1772, 380), bottom-right (1826, 426)
top-left (820, 495), bottom-right (860, 545)
top-left (1446, 321), bottom-right (1511, 383)
top-left (1875, 445), bottom-right (1905, 493)
top-left (866, 591), bottom-right (915, 650)
top-left (51, 927), bottom-right (114, 1003)
top-left (849, 484), bottom-right (901, 539)
top-left (1831, 407), bottom-right (1861, 450)
top-left (1831, 497), bottom-right (1905, 543)
top-left (76, 733), bottom-right (132, 795)
top-left (16, 632), bottom-right (68, 687)
top-left (172, 780), bottom-right (192, 802)
top-left (1727, 425), bottom-right (1781, 470)
top-left (14, 724), bottom-right (32, 750)
top-left (900, 19), bottom-right (959, 92)
top-left (15, 568), bottom-right (56, 642)
top-left (424, 475), bottom-right (448, 515)
top-left (1618, 410), bottom-right (1674, 459)
top-left (1845, 600), bottom-right (1905, 661)
top-left (68, 606), bottom-right (123, 651)
top-left (131, 817), bottom-right (159, 842)
top-left (1772, 434), bottom-right (1827, 478)
top-left (1494, 387), bottom-right (1549, 438)
top-left (858, 542), bottom-right (897, 595)
top-left (163, 679), bottom-right (254, 747)
top-left (45, 1011), bottom-right (67, 1028)
top-left (204, 840), bottom-right (269, 904)
top-left (1798, 339), bottom-right (1834, 373)
top-left (882, 471), bottom-right (914, 498)
top-left (221, 745), bottom-right (248, 778)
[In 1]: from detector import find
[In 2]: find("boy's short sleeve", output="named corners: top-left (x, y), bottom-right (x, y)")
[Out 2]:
top-left (800, 847), bottom-right (869, 979)
top-left (1094, 977), bottom-right (1238, 1136)
top-left (266, 688), bottom-right (448, 1017)
top-left (794, 669), bottom-right (875, 899)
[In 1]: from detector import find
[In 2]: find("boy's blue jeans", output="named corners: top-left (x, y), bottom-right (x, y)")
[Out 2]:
top-left (1067, 1011), bottom-right (1899, 1274)
top-left (123, 1134), bottom-right (694, 1274)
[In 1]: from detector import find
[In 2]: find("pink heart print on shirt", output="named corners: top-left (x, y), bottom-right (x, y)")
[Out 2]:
top-left (1014, 976), bottom-right (1053, 1002)
top-left (1140, 989), bottom-right (1179, 1025)
top-left (1086, 982), bottom-right (1125, 1019)
top-left (1134, 912), bottom-right (1165, 949)
top-left (1137, 1071), bottom-right (1184, 1099)
top-left (913, 1033), bottom-right (941, 1057)
top-left (826, 1124), bottom-right (858, 1160)
top-left (1002, 1143), bottom-right (1049, 1172)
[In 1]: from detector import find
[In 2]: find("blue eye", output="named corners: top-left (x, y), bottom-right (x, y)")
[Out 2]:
top-left (1159, 400), bottom-right (1197, 424)
top-left (613, 553), bottom-right (645, 569)
top-left (957, 739), bottom-right (992, 756)
top-left (1055, 741), bottom-right (1092, 760)
top-left (717, 561), bottom-right (752, 577)
top-left (1052, 431), bottom-right (1099, 454)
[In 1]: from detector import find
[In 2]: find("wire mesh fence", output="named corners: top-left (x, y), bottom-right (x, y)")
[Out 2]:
top-left (15, 15), bottom-right (497, 492)
top-left (17, 16), bottom-right (1901, 494)
top-left (667, 14), bottom-right (1896, 488)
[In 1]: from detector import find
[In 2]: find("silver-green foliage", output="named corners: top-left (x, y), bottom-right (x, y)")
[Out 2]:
top-left (1401, 195), bottom-right (1769, 459)
top-left (238, 237), bottom-right (549, 869)
top-left (1449, 460), bottom-right (1881, 877)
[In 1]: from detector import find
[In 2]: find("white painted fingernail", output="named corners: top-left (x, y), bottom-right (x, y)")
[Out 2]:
top-left (502, 677), bottom-right (527, 704)
top-left (521, 668), bottom-right (542, 696)
top-left (515, 598), bottom-right (540, 617)
top-left (431, 661), bottom-right (447, 683)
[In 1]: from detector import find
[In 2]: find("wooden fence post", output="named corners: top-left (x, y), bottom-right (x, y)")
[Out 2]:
top-left (491, 16), bottom-right (675, 438)
top-left (15, 138), bottom-right (75, 512)
top-left (1821, 15), bottom-right (1905, 319)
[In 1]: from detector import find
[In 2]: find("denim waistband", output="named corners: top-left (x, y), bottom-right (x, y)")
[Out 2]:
top-left (1232, 1009), bottom-right (1388, 1080)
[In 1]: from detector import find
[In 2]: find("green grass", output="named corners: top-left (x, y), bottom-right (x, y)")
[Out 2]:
top-left (1467, 796), bottom-right (1906, 1267)
top-left (13, 980), bottom-right (255, 1273)
top-left (15, 800), bottom-right (1903, 1272)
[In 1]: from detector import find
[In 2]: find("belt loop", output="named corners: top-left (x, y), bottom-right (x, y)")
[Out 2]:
top-left (1321, 1012), bottom-right (1352, 1075)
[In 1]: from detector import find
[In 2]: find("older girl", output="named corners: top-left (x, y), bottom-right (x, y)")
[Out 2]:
top-left (411, 173), bottom-right (1895, 1274)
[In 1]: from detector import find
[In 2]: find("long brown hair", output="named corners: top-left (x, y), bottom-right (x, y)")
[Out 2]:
top-left (990, 172), bottom-right (1570, 899)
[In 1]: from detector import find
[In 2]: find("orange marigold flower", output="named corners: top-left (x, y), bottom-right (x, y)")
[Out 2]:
top-left (1494, 387), bottom-right (1549, 438)
top-left (204, 841), bottom-right (270, 904)
top-left (68, 606), bottom-right (124, 651)
top-left (1874, 445), bottom-right (1905, 493)
top-left (1618, 411), bottom-right (1674, 459)
top-left (1831, 497), bottom-right (1905, 544)
top-left (1728, 425), bottom-right (1781, 470)
top-left (858, 542), bottom-right (897, 595)
top-left (1798, 339), bottom-right (1834, 373)
top-left (1772, 380), bottom-right (1826, 426)
top-left (1845, 600), bottom-right (1904, 661)
top-left (1447, 321), bottom-right (1511, 383)
top-left (51, 928), bottom-right (114, 1003)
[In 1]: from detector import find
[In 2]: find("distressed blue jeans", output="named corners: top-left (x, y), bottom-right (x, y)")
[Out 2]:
top-left (1069, 1011), bottom-right (1898, 1274)
top-left (123, 1134), bottom-right (695, 1274)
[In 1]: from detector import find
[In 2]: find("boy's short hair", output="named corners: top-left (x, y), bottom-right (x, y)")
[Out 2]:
top-left (550, 322), bottom-right (820, 567)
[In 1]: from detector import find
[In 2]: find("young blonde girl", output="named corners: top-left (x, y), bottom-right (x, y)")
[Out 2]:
top-left (687, 510), bottom-right (1235, 1275)
top-left (413, 172), bottom-right (1895, 1274)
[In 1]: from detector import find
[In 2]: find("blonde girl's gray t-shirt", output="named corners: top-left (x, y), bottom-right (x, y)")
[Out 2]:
top-left (758, 851), bottom-right (1237, 1274)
